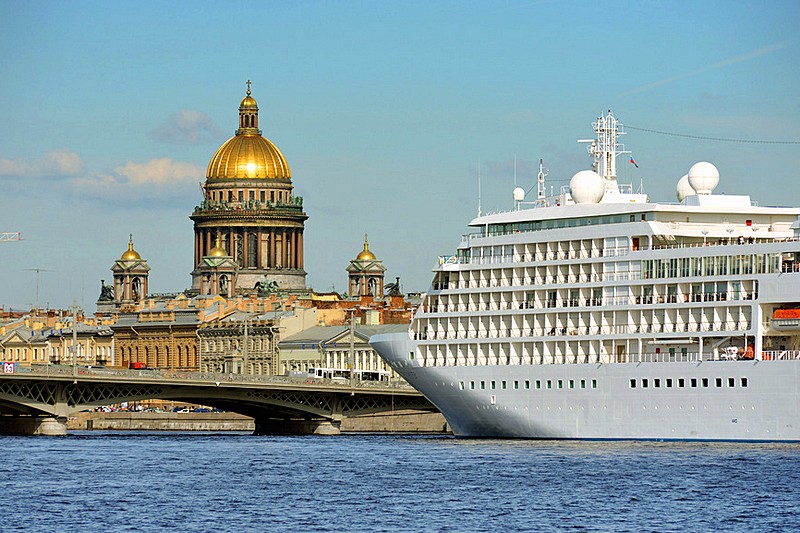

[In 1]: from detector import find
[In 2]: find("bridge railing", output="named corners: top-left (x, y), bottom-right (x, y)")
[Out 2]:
top-left (9, 364), bottom-right (416, 391)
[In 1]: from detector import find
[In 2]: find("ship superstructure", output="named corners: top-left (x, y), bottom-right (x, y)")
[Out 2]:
top-left (371, 111), bottom-right (800, 440)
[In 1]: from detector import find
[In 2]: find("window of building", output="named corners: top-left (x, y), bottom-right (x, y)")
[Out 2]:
top-left (715, 378), bottom-right (722, 388)
top-left (654, 378), bottom-right (661, 388)
top-left (480, 381), bottom-right (485, 390)
top-left (513, 381), bottom-right (519, 390)
top-left (690, 378), bottom-right (697, 388)
top-left (470, 381), bottom-right (475, 390)
top-left (547, 380), bottom-right (552, 389)
top-left (630, 379), bottom-right (637, 388)
top-left (524, 380), bottom-right (530, 389)
top-left (666, 378), bottom-right (673, 388)
top-left (642, 378), bottom-right (649, 388)
top-left (741, 377), bottom-right (748, 387)
top-left (702, 378), bottom-right (709, 388)
top-left (592, 379), bottom-right (598, 389)
top-left (501, 381), bottom-right (507, 390)
top-left (491, 381), bottom-right (496, 390)
top-left (569, 380), bottom-right (575, 389)
top-left (728, 377), bottom-right (735, 388)
top-left (535, 380), bottom-right (541, 389)
top-left (557, 380), bottom-right (563, 389)
top-left (678, 378), bottom-right (685, 387)
top-left (580, 379), bottom-right (586, 389)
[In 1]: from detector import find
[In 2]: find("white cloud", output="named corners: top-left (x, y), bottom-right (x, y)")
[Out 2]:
top-left (149, 109), bottom-right (224, 145)
top-left (0, 149), bottom-right (84, 179)
top-left (71, 158), bottom-right (203, 201)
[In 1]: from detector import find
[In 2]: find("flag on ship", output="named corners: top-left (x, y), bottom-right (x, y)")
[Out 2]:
top-left (629, 157), bottom-right (639, 168)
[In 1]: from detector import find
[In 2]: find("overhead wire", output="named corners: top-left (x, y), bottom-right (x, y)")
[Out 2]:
top-left (626, 125), bottom-right (800, 144)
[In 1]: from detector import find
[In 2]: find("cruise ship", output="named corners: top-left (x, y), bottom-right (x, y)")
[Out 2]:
top-left (371, 111), bottom-right (800, 441)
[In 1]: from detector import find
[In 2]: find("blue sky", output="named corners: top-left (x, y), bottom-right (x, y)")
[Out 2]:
top-left (1, 1), bottom-right (798, 311)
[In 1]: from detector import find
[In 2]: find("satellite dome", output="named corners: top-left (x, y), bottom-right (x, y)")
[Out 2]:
top-left (687, 162), bottom-right (719, 195)
top-left (513, 187), bottom-right (525, 202)
top-left (676, 174), bottom-right (696, 202)
top-left (569, 170), bottom-right (604, 204)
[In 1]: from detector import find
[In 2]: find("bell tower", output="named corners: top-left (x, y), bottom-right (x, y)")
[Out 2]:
top-left (347, 234), bottom-right (386, 298)
top-left (111, 235), bottom-right (151, 303)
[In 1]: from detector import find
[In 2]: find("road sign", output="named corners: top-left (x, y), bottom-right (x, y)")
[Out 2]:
top-left (3, 362), bottom-right (15, 374)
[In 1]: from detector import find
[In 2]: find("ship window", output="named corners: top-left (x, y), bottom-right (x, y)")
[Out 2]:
top-left (654, 379), bottom-right (661, 388)
top-left (491, 381), bottom-right (496, 390)
top-left (678, 378), bottom-right (685, 387)
top-left (501, 381), bottom-right (507, 390)
top-left (642, 379), bottom-right (649, 388)
top-left (702, 378), bottom-right (709, 388)
top-left (715, 378), bottom-right (723, 388)
top-left (691, 378), bottom-right (698, 388)
top-left (535, 380), bottom-right (541, 389)
top-left (525, 380), bottom-right (530, 389)
top-left (666, 378), bottom-right (673, 388)
top-left (513, 381), bottom-right (519, 390)
top-left (470, 381), bottom-right (475, 390)
top-left (409, 352), bottom-right (414, 360)
top-left (592, 379), bottom-right (597, 389)
top-left (741, 377), bottom-right (748, 387)
top-left (558, 380), bottom-right (563, 389)
top-left (728, 377), bottom-right (735, 388)
top-left (458, 381), bottom-right (464, 390)
top-left (580, 379), bottom-right (586, 389)
top-left (547, 380), bottom-right (552, 389)
top-left (480, 381), bottom-right (485, 390)
top-left (569, 380), bottom-right (574, 389)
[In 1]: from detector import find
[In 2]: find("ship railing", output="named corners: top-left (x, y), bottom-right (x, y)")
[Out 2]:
top-left (415, 321), bottom-right (751, 340)
top-left (760, 350), bottom-right (800, 361)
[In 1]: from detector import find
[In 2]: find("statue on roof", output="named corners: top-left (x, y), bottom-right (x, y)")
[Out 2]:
top-left (98, 280), bottom-right (114, 301)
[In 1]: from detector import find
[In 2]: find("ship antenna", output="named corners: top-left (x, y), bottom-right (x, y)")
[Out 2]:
top-left (477, 158), bottom-right (482, 217)
top-left (537, 158), bottom-right (547, 200)
top-left (513, 154), bottom-right (517, 209)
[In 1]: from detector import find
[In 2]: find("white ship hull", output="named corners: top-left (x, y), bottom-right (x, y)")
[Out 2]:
top-left (373, 332), bottom-right (800, 441)
top-left (373, 111), bottom-right (800, 441)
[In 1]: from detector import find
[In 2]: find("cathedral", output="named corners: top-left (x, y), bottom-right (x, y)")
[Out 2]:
top-left (190, 81), bottom-right (308, 293)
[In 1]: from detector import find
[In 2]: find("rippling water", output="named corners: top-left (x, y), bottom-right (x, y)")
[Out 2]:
top-left (2, 432), bottom-right (799, 532)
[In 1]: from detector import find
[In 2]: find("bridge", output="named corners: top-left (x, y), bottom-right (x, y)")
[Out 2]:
top-left (0, 365), bottom-right (436, 436)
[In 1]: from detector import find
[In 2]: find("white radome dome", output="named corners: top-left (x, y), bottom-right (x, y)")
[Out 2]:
top-left (513, 187), bottom-right (525, 202)
top-left (676, 174), bottom-right (696, 202)
top-left (687, 161), bottom-right (719, 195)
top-left (570, 170), bottom-right (605, 204)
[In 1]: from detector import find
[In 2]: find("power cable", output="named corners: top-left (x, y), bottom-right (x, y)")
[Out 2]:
top-left (626, 125), bottom-right (800, 144)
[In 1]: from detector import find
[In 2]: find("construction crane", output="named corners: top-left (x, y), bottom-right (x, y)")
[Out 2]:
top-left (0, 232), bottom-right (22, 243)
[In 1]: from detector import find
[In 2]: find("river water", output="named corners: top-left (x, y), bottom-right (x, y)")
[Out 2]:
top-left (2, 432), bottom-right (799, 532)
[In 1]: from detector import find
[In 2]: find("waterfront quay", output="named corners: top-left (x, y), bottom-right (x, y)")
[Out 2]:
top-left (0, 365), bottom-right (441, 436)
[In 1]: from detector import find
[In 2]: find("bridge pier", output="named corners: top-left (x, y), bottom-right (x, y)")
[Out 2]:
top-left (253, 418), bottom-right (342, 436)
top-left (0, 416), bottom-right (68, 436)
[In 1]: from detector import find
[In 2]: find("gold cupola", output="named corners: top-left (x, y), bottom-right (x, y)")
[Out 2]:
top-left (356, 234), bottom-right (376, 261)
top-left (206, 81), bottom-right (291, 180)
top-left (208, 234), bottom-right (228, 257)
top-left (121, 234), bottom-right (141, 260)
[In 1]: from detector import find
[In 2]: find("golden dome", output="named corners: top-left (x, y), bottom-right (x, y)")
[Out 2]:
top-left (207, 134), bottom-right (291, 179)
top-left (206, 81), bottom-right (291, 180)
top-left (240, 95), bottom-right (258, 109)
top-left (208, 235), bottom-right (228, 257)
top-left (121, 235), bottom-right (141, 260)
top-left (356, 234), bottom-right (376, 261)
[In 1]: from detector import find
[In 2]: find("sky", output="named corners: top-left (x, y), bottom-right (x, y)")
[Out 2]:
top-left (1, 1), bottom-right (798, 311)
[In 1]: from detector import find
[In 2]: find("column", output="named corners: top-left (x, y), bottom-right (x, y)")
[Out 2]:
top-left (282, 230), bottom-right (288, 268)
top-left (298, 231), bottom-right (304, 269)
top-left (256, 229), bottom-right (263, 269)
top-left (269, 229), bottom-right (275, 268)
top-left (243, 229), bottom-right (249, 267)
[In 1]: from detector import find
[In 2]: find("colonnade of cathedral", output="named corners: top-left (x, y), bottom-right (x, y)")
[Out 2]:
top-left (194, 227), bottom-right (304, 270)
